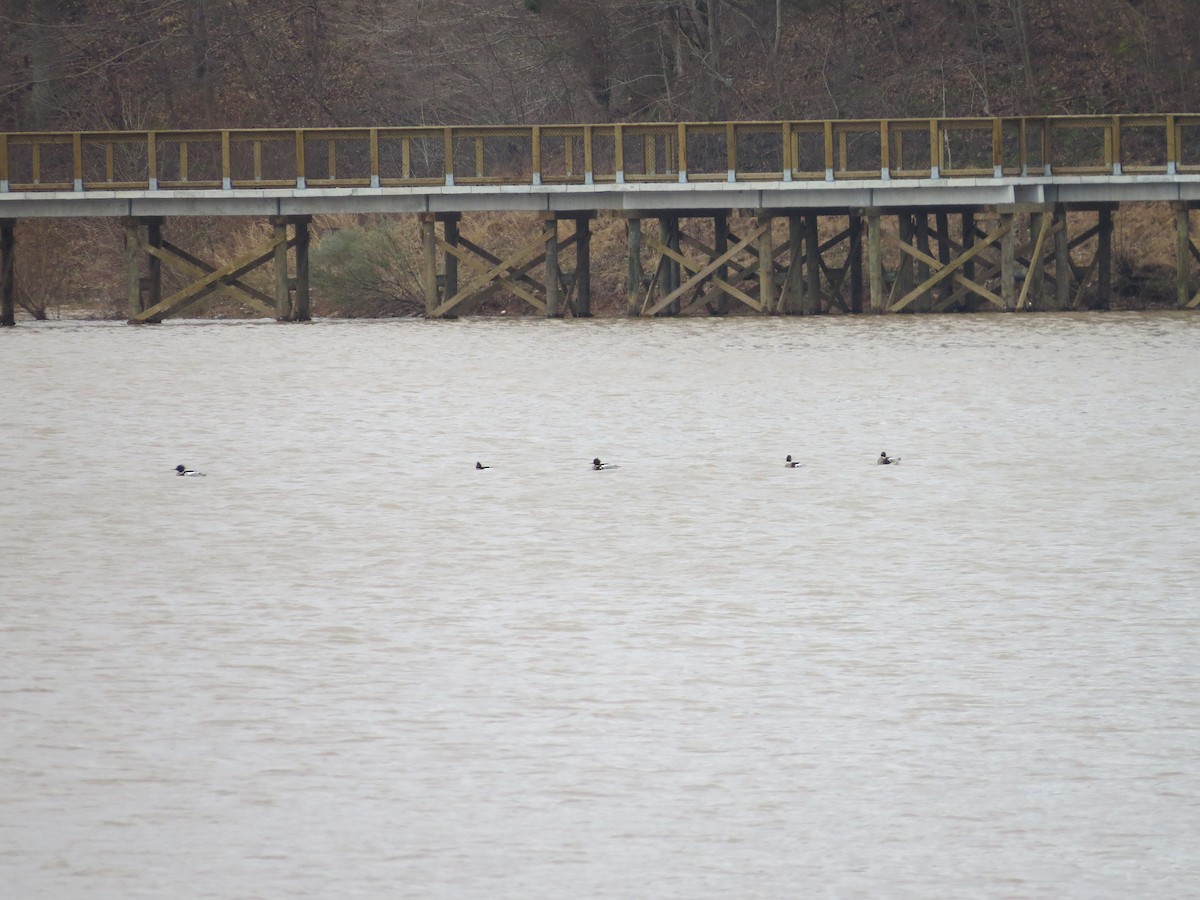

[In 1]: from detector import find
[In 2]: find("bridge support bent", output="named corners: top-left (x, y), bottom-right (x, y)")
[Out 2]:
top-left (1, 219), bottom-right (14, 327)
top-left (422, 212), bottom-right (594, 318)
top-left (625, 210), bottom-right (868, 317)
top-left (127, 216), bottom-right (311, 323)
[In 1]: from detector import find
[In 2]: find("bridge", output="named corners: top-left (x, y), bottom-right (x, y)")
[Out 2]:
top-left (4, 116), bottom-right (1200, 324)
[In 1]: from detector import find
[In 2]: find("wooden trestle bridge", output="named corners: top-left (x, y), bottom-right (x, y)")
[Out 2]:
top-left (5, 115), bottom-right (1200, 325)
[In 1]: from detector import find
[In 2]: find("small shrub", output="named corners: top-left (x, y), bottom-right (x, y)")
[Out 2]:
top-left (310, 223), bottom-right (423, 317)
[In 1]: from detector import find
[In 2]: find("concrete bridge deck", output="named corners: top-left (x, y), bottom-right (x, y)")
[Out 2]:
top-left (5, 174), bottom-right (1200, 219)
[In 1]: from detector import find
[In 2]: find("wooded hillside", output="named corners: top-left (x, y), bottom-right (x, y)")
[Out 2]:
top-left (4, 0), bottom-right (1200, 132)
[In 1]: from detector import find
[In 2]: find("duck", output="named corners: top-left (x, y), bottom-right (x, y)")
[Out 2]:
top-left (592, 457), bottom-right (618, 470)
top-left (175, 464), bottom-right (206, 477)
top-left (877, 451), bottom-right (899, 466)
top-left (785, 455), bottom-right (802, 468)
top-left (475, 461), bottom-right (490, 470)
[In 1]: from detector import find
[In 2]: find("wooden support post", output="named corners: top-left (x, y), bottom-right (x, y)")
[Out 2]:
top-left (1097, 207), bottom-right (1112, 311)
top-left (1026, 210), bottom-right (1045, 311)
top-left (783, 214), bottom-right (802, 314)
top-left (962, 211), bottom-right (976, 288)
top-left (1055, 209), bottom-right (1071, 310)
top-left (126, 219), bottom-right (143, 319)
top-left (421, 214), bottom-right (439, 316)
top-left (914, 213), bottom-right (931, 312)
top-left (896, 214), bottom-right (914, 305)
top-left (868, 210), bottom-right (884, 312)
top-left (295, 217), bottom-right (311, 320)
top-left (626, 217), bottom-right (642, 317)
top-left (804, 214), bottom-right (821, 314)
top-left (935, 212), bottom-right (950, 308)
top-left (1175, 204), bottom-right (1191, 310)
top-left (849, 214), bottom-right (863, 314)
top-left (656, 217), bottom-right (670, 314)
top-left (713, 214), bottom-right (730, 315)
top-left (575, 216), bottom-right (592, 317)
top-left (444, 215), bottom-right (460, 302)
top-left (758, 214), bottom-right (775, 314)
top-left (1000, 212), bottom-right (1016, 311)
top-left (661, 216), bottom-right (680, 316)
top-left (146, 219), bottom-right (163, 311)
top-left (0, 220), bottom-right (13, 327)
top-left (544, 216), bottom-right (561, 318)
top-left (272, 216), bottom-right (290, 320)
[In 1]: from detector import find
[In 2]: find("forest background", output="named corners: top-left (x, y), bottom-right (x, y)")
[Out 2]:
top-left (3, 0), bottom-right (1200, 317)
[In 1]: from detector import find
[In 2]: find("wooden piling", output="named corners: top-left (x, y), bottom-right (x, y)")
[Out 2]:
top-left (867, 210), bottom-right (884, 312)
top-left (295, 217), bottom-right (311, 320)
top-left (443, 215), bottom-right (460, 303)
top-left (896, 214), bottom-right (914, 307)
top-left (626, 216), bottom-right (642, 317)
top-left (272, 216), bottom-right (290, 320)
top-left (1026, 210), bottom-right (1046, 311)
top-left (421, 213), bottom-right (439, 316)
top-left (125, 219), bottom-right (142, 319)
top-left (0, 219), bottom-right (13, 327)
top-left (849, 214), bottom-right (863, 314)
top-left (783, 214), bottom-right (802, 314)
top-left (664, 216), bottom-right (681, 315)
top-left (1175, 204), bottom-right (1191, 309)
top-left (1097, 207), bottom-right (1112, 310)
top-left (914, 213), bottom-right (931, 313)
top-left (146, 218), bottom-right (163, 312)
top-left (575, 215), bottom-right (592, 317)
top-left (543, 215), bottom-right (561, 318)
top-left (713, 214), bottom-right (730, 315)
top-left (804, 214), bottom-right (821, 314)
top-left (1000, 211), bottom-right (1016, 311)
top-left (1055, 209), bottom-right (1071, 310)
top-left (757, 214), bottom-right (775, 313)
top-left (935, 211), bottom-right (950, 308)
top-left (962, 210), bottom-right (976, 290)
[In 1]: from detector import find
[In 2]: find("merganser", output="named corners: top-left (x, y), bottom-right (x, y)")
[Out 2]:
top-left (592, 457), bottom-right (618, 470)
top-left (175, 464), bottom-right (206, 476)
top-left (476, 461), bottom-right (490, 470)
top-left (877, 451), bottom-right (899, 465)
top-left (785, 455), bottom-right (802, 468)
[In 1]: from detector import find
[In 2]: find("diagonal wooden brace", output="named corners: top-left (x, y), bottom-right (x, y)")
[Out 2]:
top-left (131, 232), bottom-right (292, 323)
top-left (432, 229), bottom-right (553, 317)
top-left (145, 241), bottom-right (276, 316)
top-left (642, 223), bottom-right (768, 315)
top-left (890, 222), bottom-right (1009, 313)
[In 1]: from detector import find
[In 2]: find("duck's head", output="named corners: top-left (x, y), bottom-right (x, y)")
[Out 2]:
top-left (593, 458), bottom-right (601, 466)
top-left (175, 465), bottom-right (186, 473)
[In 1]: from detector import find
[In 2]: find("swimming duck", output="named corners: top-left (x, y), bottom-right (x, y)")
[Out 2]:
top-left (476, 461), bottom-right (490, 470)
top-left (592, 457), bottom-right (618, 470)
top-left (877, 451), bottom-right (899, 465)
top-left (785, 455), bottom-right (802, 468)
top-left (175, 464), bottom-right (206, 476)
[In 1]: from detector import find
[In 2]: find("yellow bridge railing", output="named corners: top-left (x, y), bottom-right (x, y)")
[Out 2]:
top-left (2, 116), bottom-right (1200, 192)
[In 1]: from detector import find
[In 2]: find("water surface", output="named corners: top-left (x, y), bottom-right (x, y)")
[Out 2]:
top-left (2, 313), bottom-right (1198, 897)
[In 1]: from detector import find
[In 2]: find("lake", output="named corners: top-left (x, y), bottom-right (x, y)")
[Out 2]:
top-left (2, 312), bottom-right (1198, 898)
